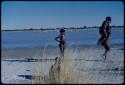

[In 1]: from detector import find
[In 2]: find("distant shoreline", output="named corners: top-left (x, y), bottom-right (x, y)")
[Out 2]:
top-left (1, 26), bottom-right (124, 32)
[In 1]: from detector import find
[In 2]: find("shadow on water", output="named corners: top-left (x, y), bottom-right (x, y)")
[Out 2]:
top-left (18, 75), bottom-right (32, 80)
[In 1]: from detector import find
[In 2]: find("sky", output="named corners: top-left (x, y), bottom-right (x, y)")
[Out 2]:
top-left (1, 1), bottom-right (124, 30)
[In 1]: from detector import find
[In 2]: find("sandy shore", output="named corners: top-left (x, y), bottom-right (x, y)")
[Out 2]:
top-left (1, 43), bottom-right (124, 84)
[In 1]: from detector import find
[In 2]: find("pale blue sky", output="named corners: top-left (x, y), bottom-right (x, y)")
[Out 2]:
top-left (1, 1), bottom-right (124, 30)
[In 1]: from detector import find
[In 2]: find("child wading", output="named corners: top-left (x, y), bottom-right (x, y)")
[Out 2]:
top-left (97, 16), bottom-right (112, 61)
top-left (55, 28), bottom-right (66, 57)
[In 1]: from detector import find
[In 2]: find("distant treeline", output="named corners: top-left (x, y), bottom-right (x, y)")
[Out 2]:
top-left (1, 25), bottom-right (124, 32)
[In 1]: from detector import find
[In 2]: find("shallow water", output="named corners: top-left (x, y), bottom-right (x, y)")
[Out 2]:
top-left (1, 28), bottom-right (124, 49)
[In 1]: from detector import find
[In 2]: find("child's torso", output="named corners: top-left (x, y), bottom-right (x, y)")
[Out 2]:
top-left (59, 35), bottom-right (65, 44)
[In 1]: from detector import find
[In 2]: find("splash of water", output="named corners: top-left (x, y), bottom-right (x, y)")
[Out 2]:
top-left (42, 44), bottom-right (48, 58)
top-left (32, 47), bottom-right (78, 84)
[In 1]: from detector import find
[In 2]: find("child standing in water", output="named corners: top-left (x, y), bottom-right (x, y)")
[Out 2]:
top-left (55, 28), bottom-right (66, 57)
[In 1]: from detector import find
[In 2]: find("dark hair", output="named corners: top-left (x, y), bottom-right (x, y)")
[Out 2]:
top-left (106, 16), bottom-right (111, 21)
top-left (60, 29), bottom-right (65, 33)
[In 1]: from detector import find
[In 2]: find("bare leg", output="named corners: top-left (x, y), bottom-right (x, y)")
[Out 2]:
top-left (59, 44), bottom-right (64, 58)
top-left (102, 50), bottom-right (107, 61)
top-left (97, 36), bottom-right (106, 46)
top-left (102, 40), bottom-right (110, 61)
top-left (62, 44), bottom-right (65, 57)
top-left (61, 46), bottom-right (64, 57)
top-left (101, 38), bottom-right (107, 44)
top-left (97, 36), bottom-right (103, 45)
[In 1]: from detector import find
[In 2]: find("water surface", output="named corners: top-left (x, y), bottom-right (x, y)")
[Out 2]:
top-left (1, 28), bottom-right (124, 49)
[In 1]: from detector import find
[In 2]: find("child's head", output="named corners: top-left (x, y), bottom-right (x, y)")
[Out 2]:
top-left (60, 28), bottom-right (65, 35)
top-left (106, 16), bottom-right (111, 23)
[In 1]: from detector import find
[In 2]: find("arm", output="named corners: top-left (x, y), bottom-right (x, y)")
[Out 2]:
top-left (55, 36), bottom-right (60, 42)
top-left (108, 26), bottom-right (111, 36)
top-left (104, 29), bottom-right (107, 38)
top-left (103, 21), bottom-right (108, 38)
